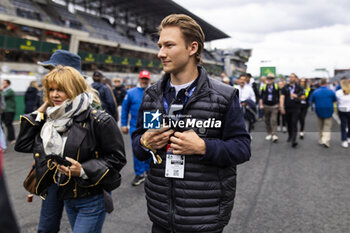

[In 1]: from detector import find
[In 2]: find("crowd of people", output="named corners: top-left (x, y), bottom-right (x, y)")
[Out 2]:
top-left (222, 71), bottom-right (350, 149)
top-left (0, 13), bottom-right (349, 233)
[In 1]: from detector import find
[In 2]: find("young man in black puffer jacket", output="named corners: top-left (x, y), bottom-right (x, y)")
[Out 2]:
top-left (132, 14), bottom-right (251, 233)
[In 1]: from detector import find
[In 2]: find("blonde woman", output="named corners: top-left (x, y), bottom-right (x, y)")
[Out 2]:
top-left (298, 78), bottom-right (311, 139)
top-left (336, 79), bottom-right (350, 147)
top-left (15, 66), bottom-right (126, 233)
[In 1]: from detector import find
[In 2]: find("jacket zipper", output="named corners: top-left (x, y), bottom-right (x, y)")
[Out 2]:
top-left (73, 180), bottom-right (78, 198)
top-left (72, 122), bottom-right (85, 199)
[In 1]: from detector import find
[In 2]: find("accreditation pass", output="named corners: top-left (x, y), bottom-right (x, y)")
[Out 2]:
top-left (165, 154), bottom-right (185, 179)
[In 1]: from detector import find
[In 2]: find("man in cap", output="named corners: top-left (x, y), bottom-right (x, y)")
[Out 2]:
top-left (121, 70), bottom-right (151, 186)
top-left (259, 73), bottom-right (280, 142)
top-left (91, 70), bottom-right (117, 116)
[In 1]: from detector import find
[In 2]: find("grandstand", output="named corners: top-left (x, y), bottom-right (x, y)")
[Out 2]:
top-left (0, 0), bottom-right (251, 85)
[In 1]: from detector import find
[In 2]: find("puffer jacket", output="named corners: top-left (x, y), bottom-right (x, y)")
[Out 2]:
top-left (132, 67), bottom-right (249, 232)
top-left (15, 107), bottom-right (126, 200)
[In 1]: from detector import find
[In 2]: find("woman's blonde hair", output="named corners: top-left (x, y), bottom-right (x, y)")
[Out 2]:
top-left (42, 65), bottom-right (100, 106)
top-left (340, 79), bottom-right (350, 95)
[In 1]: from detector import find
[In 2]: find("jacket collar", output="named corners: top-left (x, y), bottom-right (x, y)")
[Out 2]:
top-left (73, 107), bottom-right (91, 122)
top-left (147, 66), bottom-right (210, 99)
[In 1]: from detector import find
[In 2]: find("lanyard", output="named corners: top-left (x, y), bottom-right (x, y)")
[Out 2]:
top-left (163, 86), bottom-right (196, 115)
top-left (267, 85), bottom-right (273, 93)
top-left (289, 85), bottom-right (295, 94)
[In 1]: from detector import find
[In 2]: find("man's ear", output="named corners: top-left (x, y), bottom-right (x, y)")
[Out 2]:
top-left (189, 41), bottom-right (199, 56)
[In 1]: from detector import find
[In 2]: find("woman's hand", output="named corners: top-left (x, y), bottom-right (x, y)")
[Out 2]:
top-left (57, 157), bottom-right (82, 177)
top-left (37, 101), bottom-right (50, 113)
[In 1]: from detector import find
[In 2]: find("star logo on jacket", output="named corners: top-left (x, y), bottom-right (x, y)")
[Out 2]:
top-left (143, 110), bottom-right (162, 129)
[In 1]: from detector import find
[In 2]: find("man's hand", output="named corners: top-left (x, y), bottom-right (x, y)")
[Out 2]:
top-left (121, 127), bottom-right (129, 134)
top-left (170, 130), bottom-right (206, 155)
top-left (280, 107), bottom-right (286, 115)
top-left (140, 126), bottom-right (174, 150)
top-left (291, 93), bottom-right (298, 99)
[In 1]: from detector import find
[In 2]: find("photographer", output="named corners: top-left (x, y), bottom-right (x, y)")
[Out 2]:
top-left (15, 66), bottom-right (126, 233)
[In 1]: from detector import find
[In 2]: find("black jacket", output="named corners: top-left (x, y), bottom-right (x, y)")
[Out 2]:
top-left (132, 67), bottom-right (250, 232)
top-left (113, 85), bottom-right (127, 106)
top-left (15, 107), bottom-right (126, 200)
top-left (24, 87), bottom-right (41, 114)
top-left (281, 84), bottom-right (304, 110)
top-left (92, 82), bottom-right (117, 116)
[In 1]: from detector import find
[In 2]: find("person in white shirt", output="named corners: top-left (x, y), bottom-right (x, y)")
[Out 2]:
top-left (335, 79), bottom-right (350, 148)
top-left (235, 74), bottom-right (257, 132)
top-left (235, 74), bottom-right (256, 103)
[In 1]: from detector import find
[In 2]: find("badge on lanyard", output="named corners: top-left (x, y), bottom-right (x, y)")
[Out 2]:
top-left (267, 94), bottom-right (273, 101)
top-left (165, 154), bottom-right (185, 179)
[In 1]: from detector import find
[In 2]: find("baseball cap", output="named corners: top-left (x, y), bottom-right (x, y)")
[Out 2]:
top-left (93, 70), bottom-right (104, 78)
top-left (38, 50), bottom-right (85, 76)
top-left (139, 70), bottom-right (151, 79)
top-left (267, 73), bottom-right (275, 79)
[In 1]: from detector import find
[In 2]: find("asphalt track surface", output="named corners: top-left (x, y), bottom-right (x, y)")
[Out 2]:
top-left (3, 110), bottom-right (350, 233)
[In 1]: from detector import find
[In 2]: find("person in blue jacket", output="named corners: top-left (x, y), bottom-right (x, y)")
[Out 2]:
top-left (121, 70), bottom-right (151, 186)
top-left (309, 78), bottom-right (337, 148)
top-left (91, 70), bottom-right (117, 117)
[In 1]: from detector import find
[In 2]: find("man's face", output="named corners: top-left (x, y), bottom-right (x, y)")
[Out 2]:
top-left (139, 78), bottom-right (150, 88)
top-left (2, 80), bottom-right (8, 89)
top-left (289, 74), bottom-right (297, 84)
top-left (267, 78), bottom-right (274, 85)
top-left (157, 26), bottom-right (193, 74)
top-left (114, 80), bottom-right (121, 87)
top-left (239, 76), bottom-right (246, 86)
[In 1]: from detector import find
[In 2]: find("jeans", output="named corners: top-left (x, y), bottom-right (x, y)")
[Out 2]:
top-left (338, 111), bottom-right (350, 141)
top-left (38, 184), bottom-right (64, 233)
top-left (0, 118), bottom-right (6, 150)
top-left (64, 194), bottom-right (106, 233)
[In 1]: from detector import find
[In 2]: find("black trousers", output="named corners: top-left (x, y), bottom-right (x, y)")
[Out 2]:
top-left (285, 108), bottom-right (300, 143)
top-left (298, 105), bottom-right (309, 132)
top-left (277, 111), bottom-right (286, 127)
top-left (2, 112), bottom-right (15, 141)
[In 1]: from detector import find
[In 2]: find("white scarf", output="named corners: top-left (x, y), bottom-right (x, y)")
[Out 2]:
top-left (40, 93), bottom-right (92, 156)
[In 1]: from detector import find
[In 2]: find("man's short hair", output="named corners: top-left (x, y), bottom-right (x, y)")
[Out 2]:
top-left (4, 79), bottom-right (10, 85)
top-left (158, 14), bottom-right (205, 64)
top-left (320, 78), bottom-right (328, 85)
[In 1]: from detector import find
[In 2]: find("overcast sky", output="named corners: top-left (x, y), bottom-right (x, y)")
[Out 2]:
top-left (173, 0), bottom-right (350, 77)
